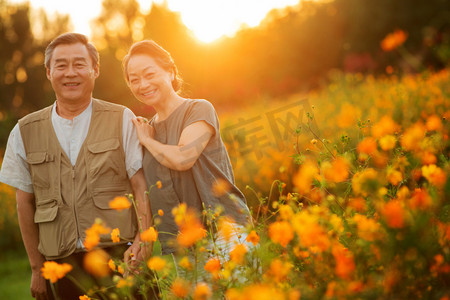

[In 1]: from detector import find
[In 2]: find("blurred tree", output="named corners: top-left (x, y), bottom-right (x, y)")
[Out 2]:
top-left (0, 0), bottom-right (70, 150)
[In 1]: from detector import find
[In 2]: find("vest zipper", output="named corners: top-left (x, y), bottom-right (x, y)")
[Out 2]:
top-left (72, 166), bottom-right (81, 247)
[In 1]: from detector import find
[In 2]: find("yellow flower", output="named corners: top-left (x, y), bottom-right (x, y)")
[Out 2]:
top-left (109, 196), bottom-right (131, 211)
top-left (147, 256), bottom-right (167, 271)
top-left (193, 282), bottom-right (212, 300)
top-left (41, 261), bottom-right (73, 283)
top-left (371, 116), bottom-right (400, 138)
top-left (111, 228), bottom-right (120, 243)
top-left (245, 230), bottom-right (260, 246)
top-left (83, 249), bottom-right (111, 278)
top-left (279, 204), bottom-right (294, 220)
top-left (218, 217), bottom-right (236, 242)
top-left (352, 168), bottom-right (379, 197)
top-left (422, 164), bottom-right (447, 187)
top-left (171, 278), bottom-right (190, 298)
top-left (230, 244), bottom-right (248, 265)
top-left (379, 135), bottom-right (397, 151)
top-left (141, 227), bottom-right (158, 242)
top-left (179, 256), bottom-right (193, 270)
top-left (387, 168), bottom-right (403, 186)
top-left (268, 221), bottom-right (294, 248)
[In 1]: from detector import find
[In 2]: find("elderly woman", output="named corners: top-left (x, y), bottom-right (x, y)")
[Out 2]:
top-left (122, 40), bottom-right (252, 261)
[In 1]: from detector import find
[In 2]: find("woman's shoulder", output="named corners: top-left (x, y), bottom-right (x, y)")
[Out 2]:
top-left (186, 99), bottom-right (214, 109)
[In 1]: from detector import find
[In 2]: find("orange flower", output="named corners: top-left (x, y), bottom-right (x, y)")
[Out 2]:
top-left (381, 29), bottom-right (408, 51)
top-left (218, 217), bottom-right (236, 242)
top-left (352, 168), bottom-right (379, 197)
top-left (116, 277), bottom-right (134, 289)
top-left (204, 258), bottom-right (221, 277)
top-left (387, 168), bottom-right (403, 186)
top-left (409, 188), bottom-right (432, 210)
top-left (292, 211), bottom-right (331, 252)
top-left (348, 197), bottom-right (367, 212)
top-left (156, 180), bottom-right (162, 189)
top-left (158, 209), bottom-right (164, 216)
top-left (141, 227), bottom-right (158, 242)
top-left (212, 178), bottom-right (231, 197)
top-left (381, 200), bottom-right (406, 228)
top-left (175, 208), bottom-right (207, 247)
top-left (41, 261), bottom-right (73, 283)
top-left (171, 278), bottom-right (190, 298)
top-left (426, 115), bottom-right (443, 131)
top-left (108, 259), bottom-right (116, 271)
top-left (246, 230), bottom-right (260, 246)
top-left (268, 221), bottom-right (294, 247)
top-left (193, 282), bottom-right (212, 300)
top-left (371, 116), bottom-right (400, 138)
top-left (379, 135), bottom-right (397, 151)
top-left (322, 157), bottom-right (350, 183)
top-left (109, 196), bottom-right (131, 211)
top-left (357, 137), bottom-right (377, 155)
top-left (147, 256), bottom-right (167, 271)
top-left (83, 249), bottom-right (111, 277)
top-left (401, 123), bottom-right (426, 151)
top-left (230, 244), bottom-right (247, 265)
top-left (265, 258), bottom-right (293, 282)
top-left (83, 221), bottom-right (111, 250)
top-left (422, 164), bottom-right (447, 187)
top-left (111, 228), bottom-right (120, 243)
top-left (79, 296), bottom-right (91, 300)
top-left (293, 160), bottom-right (319, 194)
top-left (279, 204), bottom-right (294, 220)
top-left (332, 245), bottom-right (355, 280)
top-left (353, 214), bottom-right (381, 241)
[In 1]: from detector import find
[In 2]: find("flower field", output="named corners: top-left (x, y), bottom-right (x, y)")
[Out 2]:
top-left (0, 67), bottom-right (449, 299)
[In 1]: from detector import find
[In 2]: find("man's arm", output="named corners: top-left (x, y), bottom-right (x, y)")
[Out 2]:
top-left (16, 189), bottom-right (49, 300)
top-left (124, 169), bottom-right (153, 267)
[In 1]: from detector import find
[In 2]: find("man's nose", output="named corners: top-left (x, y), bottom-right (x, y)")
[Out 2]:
top-left (65, 65), bottom-right (77, 76)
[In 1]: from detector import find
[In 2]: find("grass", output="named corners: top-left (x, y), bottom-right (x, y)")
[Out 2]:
top-left (0, 247), bottom-right (33, 300)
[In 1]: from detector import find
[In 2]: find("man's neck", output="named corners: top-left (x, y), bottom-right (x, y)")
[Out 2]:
top-left (55, 99), bottom-right (92, 120)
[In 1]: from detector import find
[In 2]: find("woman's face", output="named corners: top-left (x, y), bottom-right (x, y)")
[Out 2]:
top-left (126, 54), bottom-right (174, 106)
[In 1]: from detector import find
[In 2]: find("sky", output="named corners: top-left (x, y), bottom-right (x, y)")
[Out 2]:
top-left (10, 0), bottom-right (300, 42)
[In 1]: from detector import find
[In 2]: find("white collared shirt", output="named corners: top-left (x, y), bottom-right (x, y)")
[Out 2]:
top-left (0, 99), bottom-right (143, 193)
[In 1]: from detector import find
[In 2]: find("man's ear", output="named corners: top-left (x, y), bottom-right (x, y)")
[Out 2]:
top-left (92, 64), bottom-right (100, 78)
top-left (46, 68), bottom-right (51, 80)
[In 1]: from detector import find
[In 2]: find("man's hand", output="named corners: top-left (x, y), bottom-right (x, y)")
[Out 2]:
top-left (31, 269), bottom-right (49, 300)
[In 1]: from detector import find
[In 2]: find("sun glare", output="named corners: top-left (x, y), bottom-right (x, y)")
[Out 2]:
top-left (151, 0), bottom-right (300, 43)
top-left (11, 0), bottom-right (300, 43)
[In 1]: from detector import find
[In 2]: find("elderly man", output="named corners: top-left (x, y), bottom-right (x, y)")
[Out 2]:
top-left (0, 33), bottom-right (153, 300)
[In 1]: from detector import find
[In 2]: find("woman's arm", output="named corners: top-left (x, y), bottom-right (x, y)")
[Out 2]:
top-left (132, 118), bottom-right (214, 171)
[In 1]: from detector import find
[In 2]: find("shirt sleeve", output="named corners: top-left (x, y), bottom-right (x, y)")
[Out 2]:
top-left (183, 99), bottom-right (220, 136)
top-left (122, 108), bottom-right (143, 179)
top-left (0, 124), bottom-right (34, 193)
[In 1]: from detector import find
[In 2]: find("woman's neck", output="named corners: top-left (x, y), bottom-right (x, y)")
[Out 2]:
top-left (154, 94), bottom-right (185, 122)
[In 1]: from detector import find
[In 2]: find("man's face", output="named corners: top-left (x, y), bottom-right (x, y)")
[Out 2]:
top-left (46, 43), bottom-right (99, 104)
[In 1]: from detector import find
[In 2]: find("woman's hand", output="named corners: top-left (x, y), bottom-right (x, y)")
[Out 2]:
top-left (132, 117), bottom-right (155, 145)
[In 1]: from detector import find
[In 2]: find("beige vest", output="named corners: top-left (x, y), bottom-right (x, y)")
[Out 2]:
top-left (19, 99), bottom-right (137, 259)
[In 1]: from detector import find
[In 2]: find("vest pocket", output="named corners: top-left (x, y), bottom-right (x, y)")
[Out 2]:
top-left (34, 199), bottom-right (62, 257)
top-left (26, 151), bottom-right (54, 192)
top-left (87, 139), bottom-right (123, 184)
top-left (91, 186), bottom-right (137, 242)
